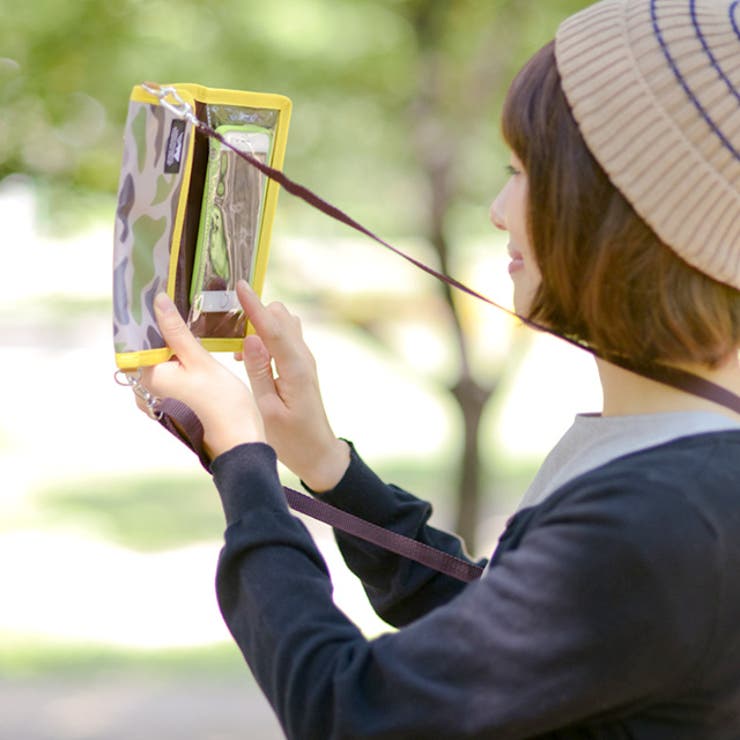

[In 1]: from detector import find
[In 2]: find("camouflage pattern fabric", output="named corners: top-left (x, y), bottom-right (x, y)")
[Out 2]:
top-left (113, 100), bottom-right (191, 355)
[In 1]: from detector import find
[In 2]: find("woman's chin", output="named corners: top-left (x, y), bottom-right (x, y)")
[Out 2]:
top-left (512, 283), bottom-right (538, 318)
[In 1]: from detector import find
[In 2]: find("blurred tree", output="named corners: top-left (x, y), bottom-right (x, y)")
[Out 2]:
top-left (380, 0), bottom-right (589, 549)
top-left (2, 0), bottom-right (591, 549)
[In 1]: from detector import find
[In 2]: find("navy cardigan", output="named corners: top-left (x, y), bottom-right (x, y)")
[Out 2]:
top-left (212, 431), bottom-right (740, 739)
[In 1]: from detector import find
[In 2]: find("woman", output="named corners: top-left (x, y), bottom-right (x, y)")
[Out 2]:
top-left (141, 0), bottom-right (740, 736)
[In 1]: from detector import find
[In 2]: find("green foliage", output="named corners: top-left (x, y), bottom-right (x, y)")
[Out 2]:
top-left (3, 0), bottom-right (591, 235)
top-left (31, 472), bottom-right (224, 552)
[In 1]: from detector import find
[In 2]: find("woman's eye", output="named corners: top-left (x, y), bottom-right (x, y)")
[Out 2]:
top-left (505, 164), bottom-right (521, 177)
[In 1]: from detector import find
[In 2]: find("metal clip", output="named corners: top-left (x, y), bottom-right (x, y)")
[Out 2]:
top-left (114, 369), bottom-right (163, 420)
top-left (140, 82), bottom-right (201, 128)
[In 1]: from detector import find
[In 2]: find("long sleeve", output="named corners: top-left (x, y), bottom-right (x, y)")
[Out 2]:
top-left (211, 438), bottom-right (739, 740)
top-left (311, 443), bottom-right (487, 626)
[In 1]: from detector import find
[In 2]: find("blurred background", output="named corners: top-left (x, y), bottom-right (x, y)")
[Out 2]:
top-left (1, 0), bottom-right (601, 737)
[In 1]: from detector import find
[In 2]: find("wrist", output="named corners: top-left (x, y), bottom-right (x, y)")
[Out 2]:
top-left (301, 438), bottom-right (350, 493)
top-left (202, 410), bottom-right (266, 459)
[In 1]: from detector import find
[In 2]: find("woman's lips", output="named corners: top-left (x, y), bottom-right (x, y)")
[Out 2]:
top-left (508, 247), bottom-right (524, 274)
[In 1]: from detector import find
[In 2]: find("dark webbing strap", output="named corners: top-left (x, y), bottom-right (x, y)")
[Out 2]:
top-left (158, 398), bottom-right (211, 469)
top-left (156, 400), bottom-right (483, 583)
top-left (283, 486), bottom-right (483, 583)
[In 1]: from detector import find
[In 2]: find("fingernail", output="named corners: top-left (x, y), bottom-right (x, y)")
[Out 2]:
top-left (154, 292), bottom-right (176, 313)
top-left (238, 279), bottom-right (252, 293)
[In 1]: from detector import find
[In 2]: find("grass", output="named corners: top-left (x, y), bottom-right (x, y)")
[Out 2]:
top-left (374, 455), bottom-right (539, 512)
top-left (27, 465), bottom-right (458, 552)
top-left (0, 458), bottom-right (539, 687)
top-left (21, 454), bottom-right (537, 554)
top-left (0, 294), bottom-right (111, 328)
top-left (29, 472), bottom-right (225, 552)
top-left (36, 294), bottom-right (111, 321)
top-left (0, 638), bottom-right (249, 681)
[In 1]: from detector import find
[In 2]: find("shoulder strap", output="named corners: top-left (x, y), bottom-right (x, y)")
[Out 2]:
top-left (156, 398), bottom-right (483, 583)
top-left (283, 485), bottom-right (484, 583)
top-left (141, 95), bottom-right (739, 584)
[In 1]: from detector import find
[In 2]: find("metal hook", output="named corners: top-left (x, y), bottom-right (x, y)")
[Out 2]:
top-left (114, 369), bottom-right (162, 420)
top-left (140, 82), bottom-right (200, 127)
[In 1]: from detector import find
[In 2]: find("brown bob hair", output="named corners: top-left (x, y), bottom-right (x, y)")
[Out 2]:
top-left (501, 41), bottom-right (740, 368)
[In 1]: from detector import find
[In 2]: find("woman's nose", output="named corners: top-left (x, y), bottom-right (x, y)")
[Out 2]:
top-left (490, 193), bottom-right (506, 231)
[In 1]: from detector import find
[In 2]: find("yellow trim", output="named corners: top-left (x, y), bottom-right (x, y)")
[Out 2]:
top-left (115, 348), bottom-right (173, 371)
top-left (244, 91), bottom-right (291, 337)
top-left (130, 83), bottom-right (290, 117)
top-left (170, 83), bottom-right (291, 114)
top-left (130, 85), bottom-right (159, 105)
top-left (116, 339), bottom-right (244, 368)
top-left (200, 338), bottom-right (244, 352)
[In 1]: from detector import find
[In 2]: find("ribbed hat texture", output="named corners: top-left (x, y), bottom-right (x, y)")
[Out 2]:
top-left (555, 0), bottom-right (740, 290)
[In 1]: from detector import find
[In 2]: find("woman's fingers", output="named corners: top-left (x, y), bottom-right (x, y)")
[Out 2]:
top-left (236, 280), bottom-right (273, 335)
top-left (236, 281), bottom-right (304, 368)
top-left (128, 292), bottom-right (269, 457)
top-left (153, 293), bottom-right (210, 368)
top-left (140, 293), bottom-right (218, 401)
top-left (242, 334), bottom-right (279, 406)
top-left (139, 356), bottom-right (182, 402)
top-left (232, 282), bottom-right (346, 485)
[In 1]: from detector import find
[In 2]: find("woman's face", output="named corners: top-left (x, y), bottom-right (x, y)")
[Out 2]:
top-left (490, 154), bottom-right (542, 315)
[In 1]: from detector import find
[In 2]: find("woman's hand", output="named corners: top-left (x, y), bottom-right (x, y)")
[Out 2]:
top-left (141, 292), bottom-right (266, 459)
top-left (236, 281), bottom-right (350, 492)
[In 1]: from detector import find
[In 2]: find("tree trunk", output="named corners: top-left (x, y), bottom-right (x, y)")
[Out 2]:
top-left (451, 377), bottom-right (494, 552)
top-left (407, 2), bottom-right (497, 553)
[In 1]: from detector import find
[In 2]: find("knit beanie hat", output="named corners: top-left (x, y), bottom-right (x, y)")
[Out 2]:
top-left (554, 0), bottom-right (740, 291)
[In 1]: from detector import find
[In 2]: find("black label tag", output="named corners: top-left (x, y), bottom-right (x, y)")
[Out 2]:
top-left (164, 119), bottom-right (186, 174)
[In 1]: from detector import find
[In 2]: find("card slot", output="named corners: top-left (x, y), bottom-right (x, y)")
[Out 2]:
top-left (188, 115), bottom-right (274, 340)
top-left (173, 103), bottom-right (209, 321)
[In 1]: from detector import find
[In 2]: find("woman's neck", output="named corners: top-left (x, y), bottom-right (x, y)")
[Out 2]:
top-left (596, 353), bottom-right (740, 421)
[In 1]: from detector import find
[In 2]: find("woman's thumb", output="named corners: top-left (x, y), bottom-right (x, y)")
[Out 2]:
top-left (153, 293), bottom-right (207, 365)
